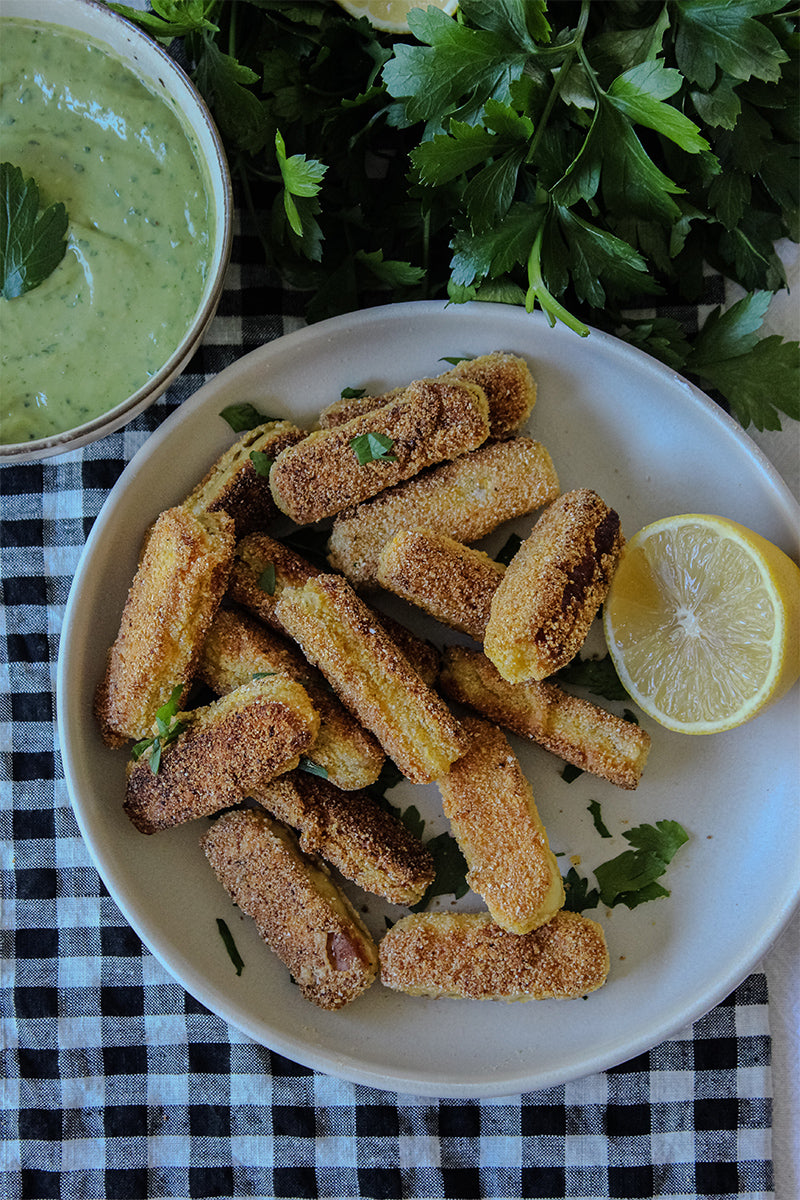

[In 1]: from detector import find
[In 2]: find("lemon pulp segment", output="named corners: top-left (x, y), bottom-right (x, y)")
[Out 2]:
top-left (603, 515), bottom-right (800, 735)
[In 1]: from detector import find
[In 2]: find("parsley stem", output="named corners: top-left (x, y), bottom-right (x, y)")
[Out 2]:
top-left (526, 223), bottom-right (589, 336)
top-left (526, 0), bottom-right (591, 166)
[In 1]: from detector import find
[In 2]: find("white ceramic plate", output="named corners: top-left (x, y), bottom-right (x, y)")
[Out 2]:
top-left (57, 301), bottom-right (800, 1098)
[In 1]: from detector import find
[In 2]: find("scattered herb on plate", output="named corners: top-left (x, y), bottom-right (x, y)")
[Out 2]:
top-left (216, 916), bottom-right (245, 976)
top-left (350, 430), bottom-right (397, 464)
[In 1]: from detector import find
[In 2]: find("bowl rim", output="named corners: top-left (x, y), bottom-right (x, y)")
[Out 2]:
top-left (0, 0), bottom-right (233, 463)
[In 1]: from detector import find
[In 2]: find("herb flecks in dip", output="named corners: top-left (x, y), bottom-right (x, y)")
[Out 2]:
top-left (0, 18), bottom-right (213, 445)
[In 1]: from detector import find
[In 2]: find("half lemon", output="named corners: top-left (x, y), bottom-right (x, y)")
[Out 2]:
top-left (603, 514), bottom-right (800, 735)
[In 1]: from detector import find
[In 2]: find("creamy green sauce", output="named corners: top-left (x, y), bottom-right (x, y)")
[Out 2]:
top-left (1, 18), bottom-right (214, 444)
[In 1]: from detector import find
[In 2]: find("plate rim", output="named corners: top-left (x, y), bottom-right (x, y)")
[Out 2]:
top-left (56, 299), bottom-right (800, 1098)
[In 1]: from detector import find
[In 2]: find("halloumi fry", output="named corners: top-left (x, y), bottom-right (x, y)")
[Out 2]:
top-left (124, 676), bottom-right (319, 834)
top-left (439, 645), bottom-right (651, 789)
top-left (376, 529), bottom-right (505, 641)
top-left (437, 716), bottom-right (564, 934)
top-left (274, 574), bottom-right (467, 784)
top-left (379, 910), bottom-right (610, 1001)
top-left (198, 606), bottom-right (385, 791)
top-left (328, 437), bottom-right (559, 588)
top-left (319, 351), bottom-right (535, 440)
top-left (484, 489), bottom-right (624, 682)
top-left (269, 377), bottom-right (490, 525)
top-left (95, 506), bottom-right (235, 746)
top-left (201, 808), bottom-right (378, 1010)
top-left (183, 419), bottom-right (306, 535)
top-left (252, 770), bottom-right (435, 906)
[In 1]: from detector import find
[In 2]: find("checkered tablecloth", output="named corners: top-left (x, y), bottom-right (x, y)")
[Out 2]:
top-left (1, 220), bottom-right (778, 1200)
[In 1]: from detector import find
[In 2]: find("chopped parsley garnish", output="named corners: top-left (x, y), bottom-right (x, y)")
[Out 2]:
top-left (495, 532), bottom-right (522, 567)
top-left (131, 685), bottom-right (187, 774)
top-left (341, 386), bottom-right (367, 399)
top-left (248, 450), bottom-right (273, 477)
top-left (588, 800), bottom-right (612, 839)
top-left (298, 756), bottom-right (328, 779)
top-left (257, 563), bottom-right (276, 595)
top-left (411, 831), bottom-right (470, 912)
top-left (216, 917), bottom-right (245, 976)
top-left (350, 431), bottom-right (397, 465)
top-left (564, 819), bottom-right (690, 913)
top-left (557, 653), bottom-right (630, 703)
top-left (1, 163), bottom-right (69, 299)
top-left (219, 402), bottom-right (274, 432)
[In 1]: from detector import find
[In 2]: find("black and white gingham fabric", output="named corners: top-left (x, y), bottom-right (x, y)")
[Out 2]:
top-left (1, 220), bottom-right (775, 1200)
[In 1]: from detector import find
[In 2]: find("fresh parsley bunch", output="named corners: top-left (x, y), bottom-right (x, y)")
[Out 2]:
top-left (109, 0), bottom-right (798, 430)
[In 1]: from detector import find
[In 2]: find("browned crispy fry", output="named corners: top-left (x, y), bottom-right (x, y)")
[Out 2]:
top-left (252, 770), bottom-right (435, 906)
top-left (328, 437), bottom-right (559, 588)
top-left (379, 910), bottom-right (610, 1001)
top-left (226, 531), bottom-right (320, 634)
top-left (269, 377), bottom-right (490, 525)
top-left (124, 676), bottom-right (319, 834)
top-left (228, 531), bottom-right (440, 686)
top-left (484, 489), bottom-right (624, 682)
top-left (201, 808), bottom-right (378, 1009)
top-left (274, 574), bottom-right (467, 784)
top-left (319, 352), bottom-right (536, 441)
top-left (377, 529), bottom-right (505, 641)
top-left (439, 645), bottom-right (651, 789)
top-left (437, 716), bottom-right (564, 934)
top-left (198, 606), bottom-right (385, 790)
top-left (95, 506), bottom-right (235, 747)
top-left (183, 420), bottom-right (306, 535)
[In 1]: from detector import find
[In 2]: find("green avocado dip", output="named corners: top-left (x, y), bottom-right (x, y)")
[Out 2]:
top-left (0, 18), bottom-right (214, 445)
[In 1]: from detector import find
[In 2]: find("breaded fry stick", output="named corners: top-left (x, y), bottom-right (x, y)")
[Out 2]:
top-left (437, 716), bottom-right (564, 934)
top-left (274, 574), bottom-right (467, 784)
top-left (252, 770), bottom-right (435, 906)
top-left (484, 489), bottom-right (624, 682)
top-left (328, 437), bottom-right (559, 588)
top-left (379, 910), bottom-right (610, 1001)
top-left (439, 645), bottom-right (651, 789)
top-left (95, 506), bottom-right (235, 746)
top-left (376, 529), bottom-right (505, 641)
top-left (198, 606), bottom-right (385, 791)
top-left (227, 532), bottom-right (319, 635)
top-left (319, 351), bottom-right (536, 440)
top-left (124, 676), bottom-right (319, 834)
top-left (201, 808), bottom-right (378, 1010)
top-left (269, 377), bottom-right (490, 525)
top-left (447, 352), bottom-right (536, 439)
top-left (183, 420), bottom-right (306, 536)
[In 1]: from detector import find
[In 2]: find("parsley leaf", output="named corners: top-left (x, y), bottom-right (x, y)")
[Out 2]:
top-left (1, 163), bottom-right (69, 299)
top-left (411, 830), bottom-right (470, 911)
top-left (563, 866), bottom-right (600, 914)
top-left (557, 653), bottom-right (629, 702)
top-left (588, 800), bottom-right (612, 839)
top-left (220, 402), bottom-right (272, 432)
top-left (257, 563), bottom-right (276, 595)
top-left (248, 451), bottom-right (273, 478)
top-left (593, 819), bottom-right (689, 909)
top-left (216, 917), bottom-right (245, 976)
top-left (350, 431), bottom-right (396, 464)
top-left (131, 685), bottom-right (188, 774)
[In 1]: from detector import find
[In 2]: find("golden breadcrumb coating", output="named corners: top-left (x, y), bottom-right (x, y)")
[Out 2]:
top-left (197, 606), bottom-right (385, 790)
top-left (201, 808), bottom-right (378, 1010)
top-left (447, 351), bottom-right (536, 439)
top-left (328, 437), bottom-right (559, 588)
top-left (228, 532), bottom-right (441, 688)
top-left (183, 420), bottom-right (306, 535)
top-left (379, 910), bottom-right (610, 1001)
top-left (484, 489), bottom-right (624, 682)
top-left (252, 770), bottom-right (435, 906)
top-left (269, 377), bottom-right (491, 525)
top-left (319, 351), bottom-right (535, 440)
top-left (437, 716), bottom-right (564, 933)
top-left (94, 506), bottom-right (235, 746)
top-left (227, 531), bottom-right (320, 636)
top-left (123, 676), bottom-right (319, 834)
top-left (377, 529), bottom-right (505, 641)
top-left (439, 645), bottom-right (651, 789)
top-left (274, 574), bottom-right (467, 784)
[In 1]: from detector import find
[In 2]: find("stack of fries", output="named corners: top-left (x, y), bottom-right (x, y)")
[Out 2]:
top-left (95, 352), bottom-right (650, 1010)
